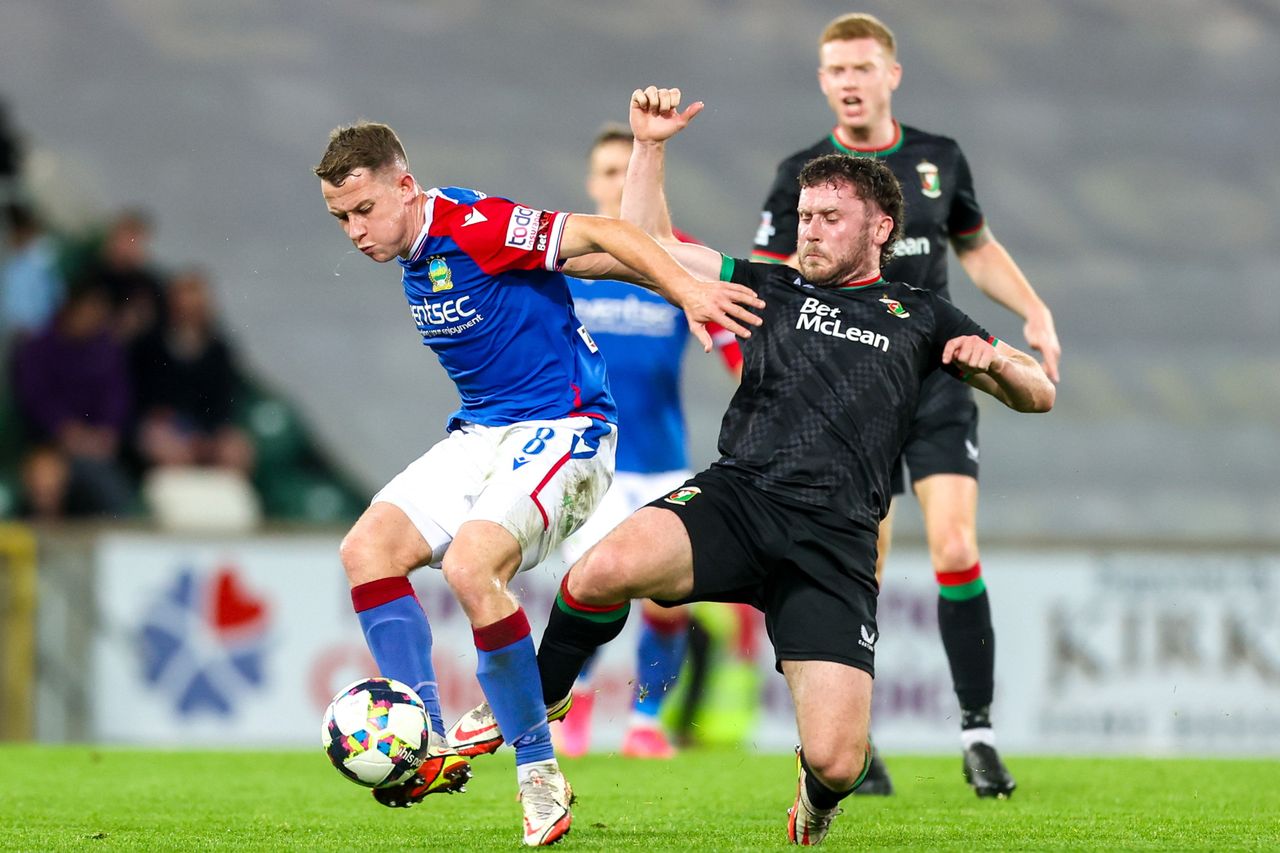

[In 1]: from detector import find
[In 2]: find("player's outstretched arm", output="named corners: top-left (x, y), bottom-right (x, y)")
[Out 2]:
top-left (558, 214), bottom-right (762, 349)
top-left (621, 86), bottom-right (704, 244)
top-left (943, 336), bottom-right (1055, 413)
top-left (617, 85), bottom-right (723, 282)
top-left (956, 232), bottom-right (1061, 383)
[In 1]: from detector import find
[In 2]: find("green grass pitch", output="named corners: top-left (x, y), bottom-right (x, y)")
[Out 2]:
top-left (2, 746), bottom-right (1277, 850)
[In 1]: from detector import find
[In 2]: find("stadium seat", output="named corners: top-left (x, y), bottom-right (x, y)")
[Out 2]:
top-left (142, 467), bottom-right (262, 533)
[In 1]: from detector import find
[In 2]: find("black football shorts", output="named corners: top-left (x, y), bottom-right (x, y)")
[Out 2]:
top-left (647, 468), bottom-right (880, 677)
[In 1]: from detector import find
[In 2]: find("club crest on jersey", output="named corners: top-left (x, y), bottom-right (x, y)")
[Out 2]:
top-left (916, 160), bottom-right (941, 199)
top-left (878, 296), bottom-right (910, 319)
top-left (427, 256), bottom-right (454, 292)
top-left (664, 486), bottom-right (702, 506)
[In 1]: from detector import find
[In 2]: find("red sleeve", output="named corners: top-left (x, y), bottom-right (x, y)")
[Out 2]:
top-left (436, 195), bottom-right (569, 275)
top-left (671, 226), bottom-right (703, 246)
top-left (705, 322), bottom-right (743, 372)
top-left (673, 228), bottom-right (740, 372)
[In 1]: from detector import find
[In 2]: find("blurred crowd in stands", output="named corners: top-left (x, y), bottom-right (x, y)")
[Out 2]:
top-left (0, 99), bottom-right (363, 526)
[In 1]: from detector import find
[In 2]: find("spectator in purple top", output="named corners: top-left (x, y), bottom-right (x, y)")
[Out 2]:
top-left (12, 282), bottom-right (133, 517)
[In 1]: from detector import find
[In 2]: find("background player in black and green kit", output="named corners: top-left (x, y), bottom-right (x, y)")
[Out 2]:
top-left (511, 86), bottom-right (1054, 845)
top-left (753, 13), bottom-right (1063, 798)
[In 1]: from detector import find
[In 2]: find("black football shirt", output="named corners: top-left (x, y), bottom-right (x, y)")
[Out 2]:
top-left (711, 257), bottom-right (992, 532)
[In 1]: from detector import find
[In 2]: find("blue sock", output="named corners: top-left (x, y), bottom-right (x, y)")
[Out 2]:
top-left (634, 615), bottom-right (688, 718)
top-left (352, 577), bottom-right (444, 738)
top-left (475, 608), bottom-right (554, 766)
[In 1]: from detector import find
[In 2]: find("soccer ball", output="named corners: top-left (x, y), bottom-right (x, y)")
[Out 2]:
top-left (321, 676), bottom-right (429, 788)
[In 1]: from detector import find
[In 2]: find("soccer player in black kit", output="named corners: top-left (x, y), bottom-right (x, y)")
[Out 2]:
top-left (752, 13), bottom-right (1063, 798)
top-left (447, 87), bottom-right (1053, 846)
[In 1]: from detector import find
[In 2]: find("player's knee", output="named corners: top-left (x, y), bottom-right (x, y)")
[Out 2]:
top-left (340, 518), bottom-right (422, 586)
top-left (803, 741), bottom-right (867, 793)
top-left (339, 525), bottom-right (388, 585)
top-left (439, 559), bottom-right (491, 608)
top-left (930, 528), bottom-right (978, 573)
top-left (569, 544), bottom-right (631, 605)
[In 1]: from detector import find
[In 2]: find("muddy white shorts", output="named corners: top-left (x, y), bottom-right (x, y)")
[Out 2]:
top-left (557, 468), bottom-right (692, 564)
top-left (373, 416), bottom-right (617, 572)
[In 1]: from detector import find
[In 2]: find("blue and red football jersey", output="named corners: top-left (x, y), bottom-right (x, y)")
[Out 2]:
top-left (398, 187), bottom-right (616, 432)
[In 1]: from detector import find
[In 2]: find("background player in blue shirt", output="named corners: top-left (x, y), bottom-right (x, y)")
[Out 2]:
top-left (314, 120), bottom-right (762, 847)
top-left (557, 125), bottom-right (742, 759)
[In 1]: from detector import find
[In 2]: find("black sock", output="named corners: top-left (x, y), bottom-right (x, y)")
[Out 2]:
top-left (961, 705), bottom-right (992, 730)
top-left (938, 589), bottom-right (995, 720)
top-left (536, 581), bottom-right (630, 705)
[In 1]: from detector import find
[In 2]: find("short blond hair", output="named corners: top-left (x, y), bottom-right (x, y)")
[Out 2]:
top-left (819, 13), bottom-right (896, 57)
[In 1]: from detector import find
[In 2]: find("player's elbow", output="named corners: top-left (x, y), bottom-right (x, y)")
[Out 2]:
top-left (1013, 378), bottom-right (1055, 413)
top-left (1038, 381), bottom-right (1056, 412)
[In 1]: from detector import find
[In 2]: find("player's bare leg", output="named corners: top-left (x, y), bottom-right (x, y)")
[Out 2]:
top-left (440, 520), bottom-right (524, 626)
top-left (914, 473), bottom-right (1015, 798)
top-left (340, 502), bottom-right (434, 587)
top-left (455, 509), bottom-right (696, 751)
top-left (853, 503), bottom-right (895, 796)
top-left (442, 520), bottom-right (573, 845)
top-left (783, 660), bottom-right (874, 845)
top-left (569, 507), bottom-right (697, 603)
top-left (340, 503), bottom-right (471, 805)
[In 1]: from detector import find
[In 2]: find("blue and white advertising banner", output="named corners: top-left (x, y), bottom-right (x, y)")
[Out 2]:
top-left (93, 534), bottom-right (1280, 755)
top-left (92, 533), bottom-right (643, 747)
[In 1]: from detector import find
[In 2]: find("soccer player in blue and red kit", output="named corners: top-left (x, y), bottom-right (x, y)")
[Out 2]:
top-left (314, 121), bottom-right (762, 847)
top-left (561, 126), bottom-right (742, 758)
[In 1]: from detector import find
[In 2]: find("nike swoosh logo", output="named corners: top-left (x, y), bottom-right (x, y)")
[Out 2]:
top-left (453, 721), bottom-right (499, 741)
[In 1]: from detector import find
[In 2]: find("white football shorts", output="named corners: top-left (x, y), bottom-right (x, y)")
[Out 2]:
top-left (558, 468), bottom-right (693, 565)
top-left (373, 416), bottom-right (617, 572)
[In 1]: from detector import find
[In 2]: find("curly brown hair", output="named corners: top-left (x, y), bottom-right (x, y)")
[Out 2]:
top-left (798, 154), bottom-right (904, 269)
